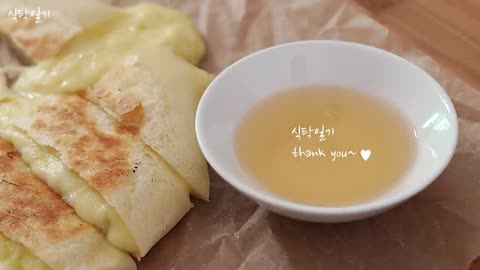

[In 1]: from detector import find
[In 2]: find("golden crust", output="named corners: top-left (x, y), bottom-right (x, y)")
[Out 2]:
top-left (6, 93), bottom-right (193, 256)
top-left (1, 17), bottom-right (69, 61)
top-left (0, 140), bottom-right (87, 242)
top-left (87, 47), bottom-right (213, 200)
top-left (77, 89), bottom-right (145, 135)
top-left (0, 0), bottom-right (116, 62)
top-left (31, 96), bottom-right (131, 192)
top-left (0, 139), bottom-right (137, 270)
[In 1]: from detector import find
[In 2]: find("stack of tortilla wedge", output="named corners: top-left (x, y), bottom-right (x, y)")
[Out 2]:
top-left (0, 0), bottom-right (212, 269)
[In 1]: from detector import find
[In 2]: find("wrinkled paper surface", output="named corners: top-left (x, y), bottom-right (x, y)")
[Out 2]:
top-left (3, 0), bottom-right (480, 269)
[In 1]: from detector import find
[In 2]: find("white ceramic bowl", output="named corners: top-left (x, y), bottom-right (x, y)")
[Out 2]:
top-left (196, 40), bottom-right (458, 222)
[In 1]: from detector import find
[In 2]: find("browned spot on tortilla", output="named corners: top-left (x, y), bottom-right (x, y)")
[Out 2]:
top-left (31, 119), bottom-right (47, 130)
top-left (0, 148), bottom-right (14, 172)
top-left (6, 18), bottom-right (67, 61)
top-left (31, 95), bottom-right (130, 192)
top-left (116, 105), bottom-right (144, 135)
top-left (0, 140), bottom-right (87, 242)
top-left (6, 152), bottom-right (20, 159)
top-left (114, 123), bottom-right (131, 135)
top-left (76, 90), bottom-right (88, 99)
top-left (13, 34), bottom-right (65, 61)
top-left (79, 90), bottom-right (144, 135)
top-left (85, 70), bottom-right (145, 136)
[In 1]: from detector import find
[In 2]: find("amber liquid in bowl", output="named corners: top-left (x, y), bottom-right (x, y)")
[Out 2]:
top-left (235, 86), bottom-right (417, 207)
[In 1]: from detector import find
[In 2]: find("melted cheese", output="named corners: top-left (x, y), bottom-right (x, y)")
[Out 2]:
top-left (87, 45), bottom-right (213, 200)
top-left (0, 233), bottom-right (51, 270)
top-left (0, 124), bottom-right (139, 256)
top-left (14, 3), bottom-right (205, 93)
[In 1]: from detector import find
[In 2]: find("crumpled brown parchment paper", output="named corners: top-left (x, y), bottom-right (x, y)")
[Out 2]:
top-left (3, 0), bottom-right (480, 269)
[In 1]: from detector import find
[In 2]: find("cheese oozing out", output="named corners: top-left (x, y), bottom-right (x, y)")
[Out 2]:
top-left (13, 3), bottom-right (205, 94)
top-left (0, 233), bottom-right (51, 270)
top-left (0, 124), bottom-right (139, 256)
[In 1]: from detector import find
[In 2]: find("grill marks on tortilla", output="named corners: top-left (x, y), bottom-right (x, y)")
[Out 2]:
top-left (14, 33), bottom-right (64, 61)
top-left (2, 17), bottom-right (66, 61)
top-left (87, 73), bottom-right (145, 136)
top-left (0, 140), bottom-right (87, 242)
top-left (31, 95), bottom-right (131, 192)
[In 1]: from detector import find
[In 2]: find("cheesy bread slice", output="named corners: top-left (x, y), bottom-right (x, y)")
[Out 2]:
top-left (0, 0), bottom-right (116, 62)
top-left (0, 138), bottom-right (136, 270)
top-left (12, 2), bottom-right (206, 92)
top-left (0, 93), bottom-right (192, 258)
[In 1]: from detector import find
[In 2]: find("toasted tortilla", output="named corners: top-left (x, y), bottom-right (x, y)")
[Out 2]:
top-left (12, 42), bottom-right (213, 200)
top-left (87, 45), bottom-right (213, 200)
top-left (0, 139), bottom-right (136, 270)
top-left (12, 2), bottom-right (206, 92)
top-left (0, 0), bottom-right (116, 62)
top-left (0, 93), bottom-right (192, 257)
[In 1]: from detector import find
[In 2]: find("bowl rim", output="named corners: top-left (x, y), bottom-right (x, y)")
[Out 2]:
top-left (196, 40), bottom-right (459, 217)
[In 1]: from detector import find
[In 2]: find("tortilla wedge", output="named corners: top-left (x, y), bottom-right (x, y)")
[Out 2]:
top-left (0, 93), bottom-right (192, 258)
top-left (86, 45), bottom-right (213, 200)
top-left (0, 139), bottom-right (136, 270)
top-left (0, 0), bottom-right (116, 62)
top-left (11, 2), bottom-right (206, 92)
